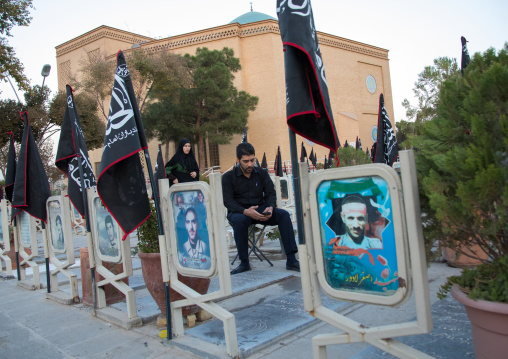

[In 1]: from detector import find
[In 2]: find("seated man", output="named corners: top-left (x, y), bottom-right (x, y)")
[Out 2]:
top-left (222, 143), bottom-right (300, 274)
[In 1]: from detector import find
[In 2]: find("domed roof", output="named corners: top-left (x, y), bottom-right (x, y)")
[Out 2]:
top-left (229, 11), bottom-right (276, 25)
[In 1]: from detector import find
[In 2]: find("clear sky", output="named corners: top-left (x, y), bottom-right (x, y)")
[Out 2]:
top-left (1, 0), bottom-right (507, 125)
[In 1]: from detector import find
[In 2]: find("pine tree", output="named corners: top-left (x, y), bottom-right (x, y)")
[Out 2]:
top-left (417, 44), bottom-right (508, 261)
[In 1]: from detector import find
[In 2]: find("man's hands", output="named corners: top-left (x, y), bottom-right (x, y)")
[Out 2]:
top-left (243, 206), bottom-right (273, 221)
top-left (190, 171), bottom-right (197, 178)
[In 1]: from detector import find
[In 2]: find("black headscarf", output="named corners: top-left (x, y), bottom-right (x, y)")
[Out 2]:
top-left (165, 139), bottom-right (200, 183)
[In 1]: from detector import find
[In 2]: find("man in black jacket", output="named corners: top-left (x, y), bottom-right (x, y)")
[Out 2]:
top-left (222, 143), bottom-right (300, 274)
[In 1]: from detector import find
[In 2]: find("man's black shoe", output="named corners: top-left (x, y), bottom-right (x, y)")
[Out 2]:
top-left (231, 263), bottom-right (252, 275)
top-left (286, 261), bottom-right (300, 272)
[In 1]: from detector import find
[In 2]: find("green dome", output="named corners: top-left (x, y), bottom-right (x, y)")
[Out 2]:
top-left (229, 11), bottom-right (276, 25)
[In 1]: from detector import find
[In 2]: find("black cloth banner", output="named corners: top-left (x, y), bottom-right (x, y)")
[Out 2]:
top-left (241, 127), bottom-right (248, 143)
top-left (97, 51), bottom-right (151, 241)
top-left (276, 146), bottom-right (283, 177)
top-left (373, 94), bottom-right (399, 166)
top-left (261, 153), bottom-right (267, 169)
top-left (300, 141), bottom-right (307, 162)
top-left (277, 0), bottom-right (340, 152)
top-left (5, 132), bottom-right (17, 203)
top-left (153, 144), bottom-right (166, 203)
top-left (11, 112), bottom-right (51, 222)
top-left (55, 85), bottom-right (96, 217)
top-left (461, 36), bottom-right (470, 75)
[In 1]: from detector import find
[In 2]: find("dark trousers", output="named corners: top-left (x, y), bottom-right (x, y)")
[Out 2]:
top-left (228, 208), bottom-right (298, 262)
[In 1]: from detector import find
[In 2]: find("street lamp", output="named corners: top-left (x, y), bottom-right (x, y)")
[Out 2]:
top-left (41, 64), bottom-right (51, 87)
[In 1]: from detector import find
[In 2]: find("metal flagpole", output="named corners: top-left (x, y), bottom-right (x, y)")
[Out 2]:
top-left (288, 128), bottom-right (306, 245)
top-left (12, 217), bottom-right (21, 279)
top-left (143, 149), bottom-right (172, 340)
top-left (42, 221), bottom-right (50, 293)
top-left (76, 153), bottom-right (97, 316)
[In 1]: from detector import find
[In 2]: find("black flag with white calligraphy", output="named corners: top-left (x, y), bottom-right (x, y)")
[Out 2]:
top-left (277, 0), bottom-right (340, 153)
top-left (5, 132), bottom-right (17, 203)
top-left (461, 36), bottom-right (470, 75)
top-left (11, 112), bottom-right (51, 222)
top-left (373, 94), bottom-right (399, 166)
top-left (97, 51), bottom-right (151, 241)
top-left (55, 85), bottom-right (96, 217)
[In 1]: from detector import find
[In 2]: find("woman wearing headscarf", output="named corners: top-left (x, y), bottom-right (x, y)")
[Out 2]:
top-left (165, 139), bottom-right (200, 185)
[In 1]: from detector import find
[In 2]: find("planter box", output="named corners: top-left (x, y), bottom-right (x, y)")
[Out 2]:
top-left (451, 285), bottom-right (508, 359)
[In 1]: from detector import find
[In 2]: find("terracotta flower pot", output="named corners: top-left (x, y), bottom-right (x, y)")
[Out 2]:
top-left (451, 285), bottom-right (508, 359)
top-left (138, 251), bottom-right (211, 316)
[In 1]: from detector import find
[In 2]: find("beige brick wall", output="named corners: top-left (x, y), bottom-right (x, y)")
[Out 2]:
top-left (56, 21), bottom-right (395, 175)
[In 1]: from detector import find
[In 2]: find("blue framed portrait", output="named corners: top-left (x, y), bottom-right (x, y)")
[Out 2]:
top-left (309, 165), bottom-right (411, 306)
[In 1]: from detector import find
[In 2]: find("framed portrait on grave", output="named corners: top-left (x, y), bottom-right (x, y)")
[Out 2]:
top-left (18, 211), bottom-right (37, 250)
top-left (308, 164), bottom-right (411, 306)
top-left (91, 196), bottom-right (122, 263)
top-left (0, 200), bottom-right (9, 247)
top-left (167, 182), bottom-right (216, 278)
top-left (47, 197), bottom-right (66, 253)
top-left (280, 178), bottom-right (289, 200)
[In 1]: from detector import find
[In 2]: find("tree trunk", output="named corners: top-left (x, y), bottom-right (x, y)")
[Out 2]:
top-left (196, 114), bottom-right (205, 173)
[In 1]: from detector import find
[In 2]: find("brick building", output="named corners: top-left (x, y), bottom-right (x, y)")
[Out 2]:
top-left (55, 11), bottom-right (394, 174)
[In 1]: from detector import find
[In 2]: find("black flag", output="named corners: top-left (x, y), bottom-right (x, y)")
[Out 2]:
top-left (300, 141), bottom-right (307, 162)
top-left (324, 155), bottom-right (329, 169)
top-left (97, 51), bottom-right (151, 241)
top-left (277, 0), bottom-right (340, 153)
top-left (276, 146), bottom-right (283, 177)
top-left (373, 94), bottom-right (399, 166)
top-left (152, 144), bottom-right (166, 204)
top-left (241, 127), bottom-right (248, 143)
top-left (11, 112), bottom-right (51, 222)
top-left (154, 144), bottom-right (166, 183)
top-left (55, 85), bottom-right (96, 217)
top-left (344, 140), bottom-right (349, 148)
top-left (461, 36), bottom-right (470, 75)
top-left (309, 148), bottom-right (314, 167)
top-left (261, 153), bottom-right (267, 169)
top-left (5, 132), bottom-right (17, 203)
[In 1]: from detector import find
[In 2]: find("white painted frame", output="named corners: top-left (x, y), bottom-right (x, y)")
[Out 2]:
top-left (45, 193), bottom-right (79, 302)
top-left (299, 150), bottom-right (433, 359)
top-left (307, 163), bottom-right (411, 306)
top-left (0, 200), bottom-right (12, 276)
top-left (15, 210), bottom-right (40, 288)
top-left (159, 176), bottom-right (238, 358)
top-left (87, 188), bottom-right (138, 321)
top-left (166, 182), bottom-right (217, 278)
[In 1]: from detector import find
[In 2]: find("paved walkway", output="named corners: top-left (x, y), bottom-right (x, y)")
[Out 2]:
top-left (1, 239), bottom-right (474, 359)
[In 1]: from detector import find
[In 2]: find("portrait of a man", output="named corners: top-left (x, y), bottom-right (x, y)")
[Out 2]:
top-left (182, 208), bottom-right (207, 259)
top-left (317, 177), bottom-right (399, 294)
top-left (99, 214), bottom-right (119, 257)
top-left (0, 207), bottom-right (3, 239)
top-left (52, 215), bottom-right (65, 251)
top-left (328, 195), bottom-right (382, 250)
top-left (20, 211), bottom-right (32, 247)
top-left (174, 191), bottom-right (211, 271)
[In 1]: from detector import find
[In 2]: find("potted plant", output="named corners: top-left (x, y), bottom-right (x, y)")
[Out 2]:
top-left (416, 44), bottom-right (508, 358)
top-left (137, 200), bottom-right (210, 319)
